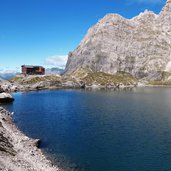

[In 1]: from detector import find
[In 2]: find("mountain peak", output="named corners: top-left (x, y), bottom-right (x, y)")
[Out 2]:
top-left (65, 0), bottom-right (171, 79)
top-left (160, 0), bottom-right (171, 14)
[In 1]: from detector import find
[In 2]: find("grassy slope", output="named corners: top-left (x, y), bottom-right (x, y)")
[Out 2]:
top-left (11, 75), bottom-right (61, 85)
top-left (70, 68), bottom-right (137, 86)
top-left (148, 71), bottom-right (171, 86)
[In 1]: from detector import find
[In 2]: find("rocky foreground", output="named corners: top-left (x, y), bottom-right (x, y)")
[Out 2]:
top-left (0, 107), bottom-right (60, 171)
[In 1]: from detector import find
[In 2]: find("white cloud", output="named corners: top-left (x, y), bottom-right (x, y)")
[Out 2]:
top-left (0, 68), bottom-right (20, 74)
top-left (45, 55), bottom-right (68, 69)
top-left (0, 69), bottom-right (20, 80)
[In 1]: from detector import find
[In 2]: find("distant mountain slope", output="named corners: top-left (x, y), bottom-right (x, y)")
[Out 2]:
top-left (65, 0), bottom-right (171, 80)
top-left (0, 72), bottom-right (19, 80)
top-left (45, 67), bottom-right (64, 75)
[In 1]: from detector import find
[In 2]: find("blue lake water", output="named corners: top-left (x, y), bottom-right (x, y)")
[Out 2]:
top-left (3, 88), bottom-right (171, 171)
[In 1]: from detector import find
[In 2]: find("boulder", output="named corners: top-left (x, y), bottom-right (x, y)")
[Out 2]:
top-left (32, 139), bottom-right (41, 147)
top-left (0, 93), bottom-right (14, 103)
top-left (0, 86), bottom-right (4, 93)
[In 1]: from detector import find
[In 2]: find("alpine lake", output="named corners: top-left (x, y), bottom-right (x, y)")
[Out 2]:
top-left (3, 87), bottom-right (171, 171)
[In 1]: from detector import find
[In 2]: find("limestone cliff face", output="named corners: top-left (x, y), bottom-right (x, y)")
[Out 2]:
top-left (65, 0), bottom-right (171, 79)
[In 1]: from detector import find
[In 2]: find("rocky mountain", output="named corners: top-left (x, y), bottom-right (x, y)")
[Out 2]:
top-left (0, 71), bottom-right (19, 80)
top-left (65, 0), bottom-right (171, 80)
top-left (45, 67), bottom-right (64, 75)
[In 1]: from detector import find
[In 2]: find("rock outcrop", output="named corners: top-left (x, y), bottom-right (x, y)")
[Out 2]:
top-left (10, 75), bottom-right (63, 91)
top-left (10, 74), bottom-right (83, 90)
top-left (65, 0), bottom-right (171, 80)
top-left (0, 78), bottom-right (19, 92)
top-left (0, 93), bottom-right (14, 103)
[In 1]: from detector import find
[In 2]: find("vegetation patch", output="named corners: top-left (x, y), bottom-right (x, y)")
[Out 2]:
top-left (160, 71), bottom-right (171, 81)
top-left (71, 69), bottom-right (137, 86)
top-left (11, 75), bottom-right (61, 85)
top-left (148, 71), bottom-right (171, 86)
top-left (11, 76), bottom-right (23, 82)
top-left (148, 81), bottom-right (171, 86)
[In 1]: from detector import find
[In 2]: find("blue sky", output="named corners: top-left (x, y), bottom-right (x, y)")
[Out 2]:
top-left (0, 0), bottom-right (166, 72)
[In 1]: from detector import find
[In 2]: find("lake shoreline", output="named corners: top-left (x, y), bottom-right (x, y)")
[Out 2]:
top-left (0, 107), bottom-right (61, 171)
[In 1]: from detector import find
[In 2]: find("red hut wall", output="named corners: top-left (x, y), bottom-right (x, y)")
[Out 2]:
top-left (21, 65), bottom-right (45, 75)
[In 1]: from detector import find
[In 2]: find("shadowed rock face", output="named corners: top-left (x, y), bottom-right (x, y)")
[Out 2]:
top-left (0, 131), bottom-right (16, 156)
top-left (65, 0), bottom-right (171, 79)
top-left (0, 93), bottom-right (14, 103)
top-left (0, 110), bottom-right (16, 156)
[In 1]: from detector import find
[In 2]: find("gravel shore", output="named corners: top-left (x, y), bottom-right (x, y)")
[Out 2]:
top-left (0, 107), bottom-right (61, 171)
